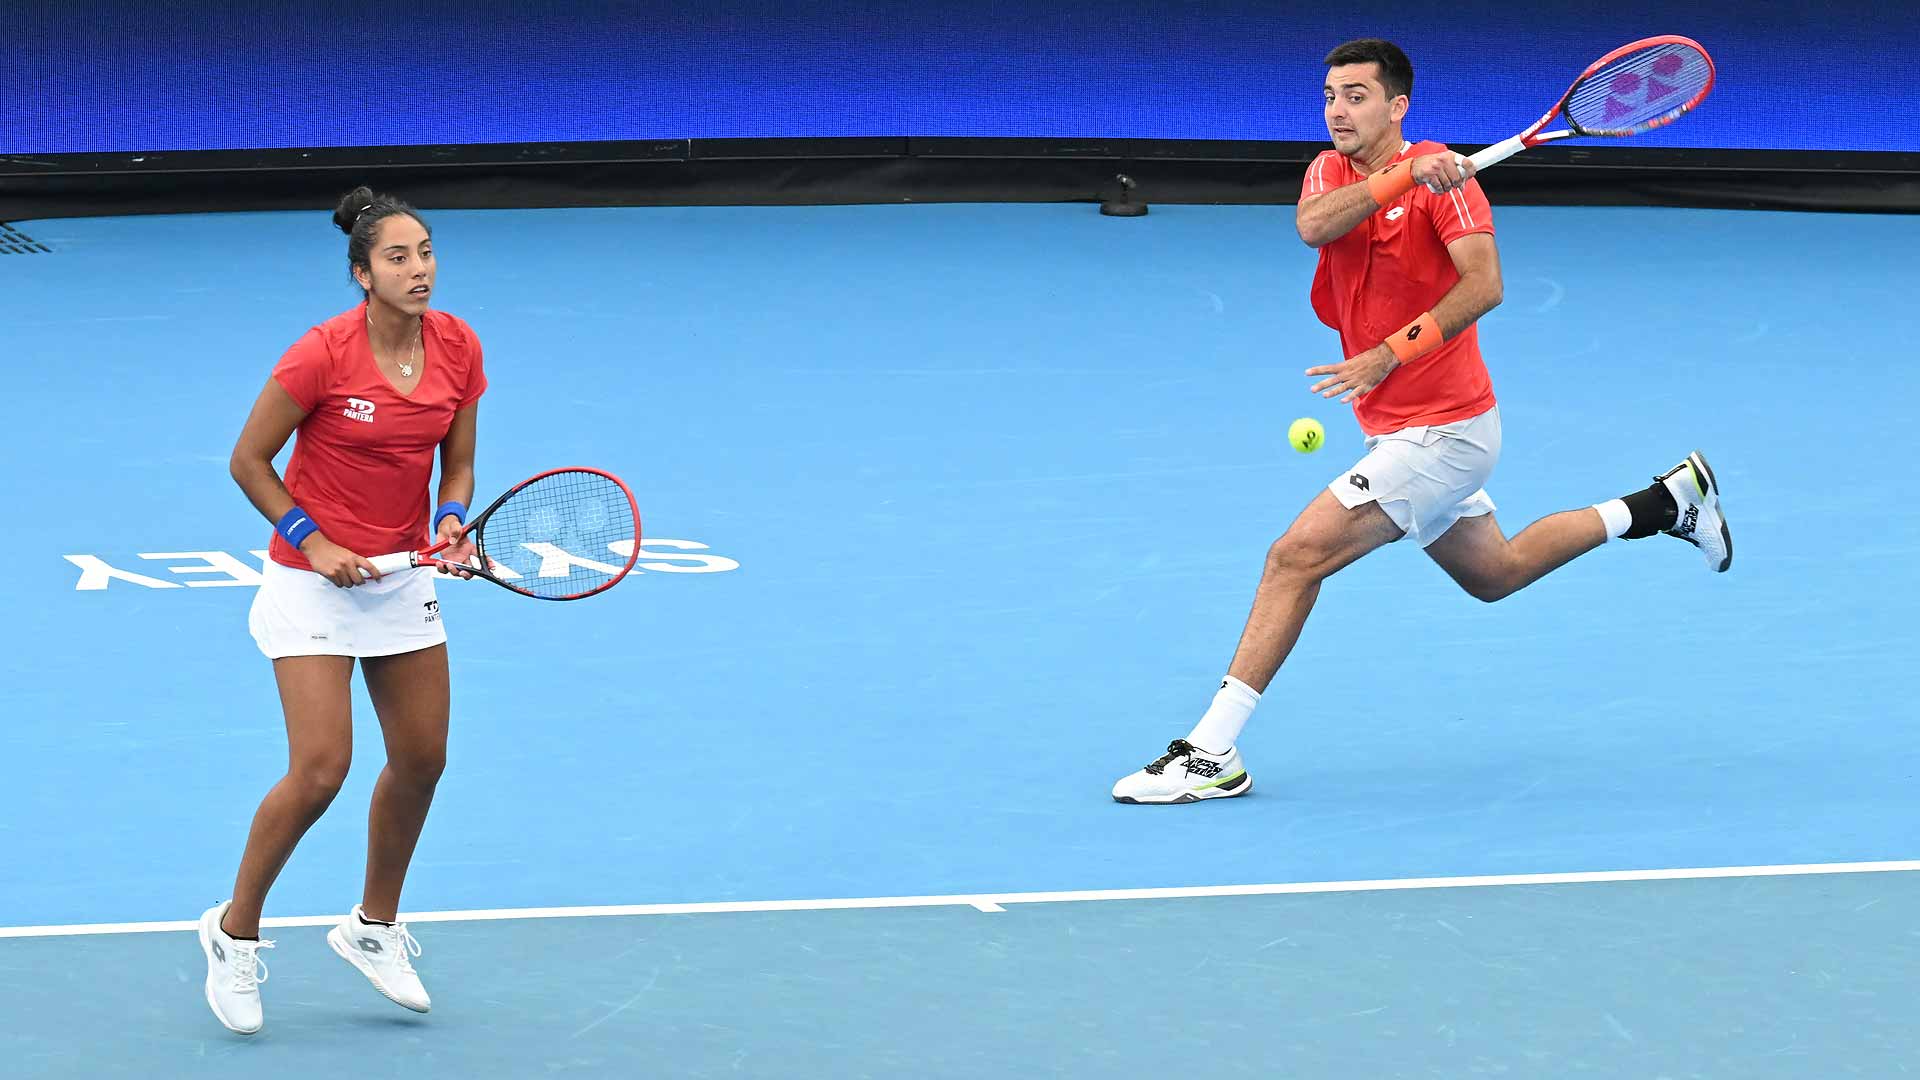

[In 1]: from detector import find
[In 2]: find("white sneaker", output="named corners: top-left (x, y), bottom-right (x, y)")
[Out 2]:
top-left (1657, 450), bottom-right (1732, 573)
top-left (1112, 739), bottom-right (1252, 804)
top-left (199, 901), bottom-right (273, 1035)
top-left (327, 905), bottom-right (431, 1013)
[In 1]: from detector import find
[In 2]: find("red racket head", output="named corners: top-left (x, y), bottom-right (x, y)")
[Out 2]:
top-left (1560, 36), bottom-right (1715, 138)
top-left (465, 467), bottom-right (642, 600)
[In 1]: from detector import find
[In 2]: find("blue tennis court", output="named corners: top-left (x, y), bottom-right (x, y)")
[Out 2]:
top-left (4, 202), bottom-right (1917, 1076)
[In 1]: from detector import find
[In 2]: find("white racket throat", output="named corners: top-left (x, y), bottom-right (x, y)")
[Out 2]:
top-left (362, 551), bottom-right (480, 577)
top-left (1459, 133), bottom-right (1533, 172)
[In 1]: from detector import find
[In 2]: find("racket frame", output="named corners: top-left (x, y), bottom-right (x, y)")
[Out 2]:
top-left (1460, 35), bottom-right (1715, 173)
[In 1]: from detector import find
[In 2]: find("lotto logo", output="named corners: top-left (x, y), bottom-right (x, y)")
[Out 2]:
top-left (343, 398), bottom-right (376, 423)
top-left (1676, 505), bottom-right (1698, 538)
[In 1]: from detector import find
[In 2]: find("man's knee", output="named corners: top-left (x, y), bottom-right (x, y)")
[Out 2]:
top-left (1462, 575), bottom-right (1511, 603)
top-left (1455, 558), bottom-right (1519, 603)
top-left (1265, 531), bottom-right (1346, 582)
top-left (1268, 499), bottom-right (1400, 581)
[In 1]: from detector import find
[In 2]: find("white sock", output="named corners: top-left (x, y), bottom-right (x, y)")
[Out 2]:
top-left (1185, 675), bottom-right (1260, 754)
top-left (1592, 499), bottom-right (1632, 543)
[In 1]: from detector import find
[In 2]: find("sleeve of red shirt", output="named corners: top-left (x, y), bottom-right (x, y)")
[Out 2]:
top-left (458, 328), bottom-right (487, 409)
top-left (1427, 174), bottom-right (1495, 245)
top-left (270, 328), bottom-right (331, 412)
top-left (1299, 150), bottom-right (1343, 200)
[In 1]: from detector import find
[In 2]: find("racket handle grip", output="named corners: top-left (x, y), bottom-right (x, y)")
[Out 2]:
top-left (1459, 134), bottom-right (1529, 174)
top-left (367, 552), bottom-right (418, 576)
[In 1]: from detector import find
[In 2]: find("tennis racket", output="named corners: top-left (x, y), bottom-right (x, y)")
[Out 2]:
top-left (366, 467), bottom-right (641, 601)
top-left (1457, 36), bottom-right (1716, 175)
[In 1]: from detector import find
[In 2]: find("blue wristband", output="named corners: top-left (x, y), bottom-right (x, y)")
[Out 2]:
top-left (276, 506), bottom-right (319, 548)
top-left (434, 501), bottom-right (467, 531)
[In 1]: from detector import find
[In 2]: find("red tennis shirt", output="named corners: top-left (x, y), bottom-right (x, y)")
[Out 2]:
top-left (266, 304), bottom-right (487, 570)
top-left (1302, 139), bottom-right (1498, 436)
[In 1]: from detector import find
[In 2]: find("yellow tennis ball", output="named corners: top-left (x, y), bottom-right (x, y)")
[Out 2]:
top-left (1288, 417), bottom-right (1325, 453)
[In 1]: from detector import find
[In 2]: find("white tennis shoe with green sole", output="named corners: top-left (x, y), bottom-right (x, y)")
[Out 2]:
top-left (1657, 450), bottom-right (1732, 573)
top-left (1112, 740), bottom-right (1252, 804)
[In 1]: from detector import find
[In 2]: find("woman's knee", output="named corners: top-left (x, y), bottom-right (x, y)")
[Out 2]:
top-left (388, 743), bottom-right (446, 788)
top-left (288, 751), bottom-right (352, 803)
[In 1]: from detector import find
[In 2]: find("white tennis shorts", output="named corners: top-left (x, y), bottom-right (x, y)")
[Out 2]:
top-left (248, 559), bottom-right (448, 660)
top-left (1328, 405), bottom-right (1501, 547)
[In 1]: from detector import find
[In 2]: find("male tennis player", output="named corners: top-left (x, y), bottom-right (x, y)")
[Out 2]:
top-left (1112, 38), bottom-right (1731, 804)
top-left (199, 186), bottom-right (485, 1032)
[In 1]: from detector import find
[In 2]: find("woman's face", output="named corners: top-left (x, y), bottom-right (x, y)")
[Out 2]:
top-left (355, 214), bottom-right (435, 315)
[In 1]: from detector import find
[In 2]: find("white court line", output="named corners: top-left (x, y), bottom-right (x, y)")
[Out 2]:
top-left (5, 859), bottom-right (1917, 941)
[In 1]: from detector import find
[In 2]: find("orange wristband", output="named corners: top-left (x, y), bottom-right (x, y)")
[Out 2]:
top-left (1385, 311), bottom-right (1444, 363)
top-left (1365, 162), bottom-right (1415, 207)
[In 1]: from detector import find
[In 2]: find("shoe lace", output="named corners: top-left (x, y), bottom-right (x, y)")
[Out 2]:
top-left (1143, 739), bottom-right (1196, 776)
top-left (230, 938), bottom-right (275, 994)
top-left (382, 923), bottom-right (422, 974)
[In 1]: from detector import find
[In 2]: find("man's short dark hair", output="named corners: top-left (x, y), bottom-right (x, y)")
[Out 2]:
top-left (1324, 38), bottom-right (1413, 100)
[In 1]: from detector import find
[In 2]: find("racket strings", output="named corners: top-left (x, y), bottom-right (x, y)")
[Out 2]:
top-left (1566, 41), bottom-right (1712, 135)
top-left (475, 470), bottom-right (637, 599)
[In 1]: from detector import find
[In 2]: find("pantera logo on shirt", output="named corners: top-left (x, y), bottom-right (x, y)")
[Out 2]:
top-left (343, 398), bottom-right (376, 423)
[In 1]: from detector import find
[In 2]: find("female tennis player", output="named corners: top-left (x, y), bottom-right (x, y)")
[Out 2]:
top-left (199, 186), bottom-right (486, 1034)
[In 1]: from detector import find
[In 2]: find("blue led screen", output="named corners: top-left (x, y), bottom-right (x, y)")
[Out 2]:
top-left (5, 2), bottom-right (1909, 154)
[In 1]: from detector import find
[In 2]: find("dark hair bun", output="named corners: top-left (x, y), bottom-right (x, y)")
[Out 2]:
top-left (332, 186), bottom-right (378, 235)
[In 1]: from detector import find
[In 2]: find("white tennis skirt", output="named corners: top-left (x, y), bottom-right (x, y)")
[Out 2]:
top-left (248, 559), bottom-right (449, 660)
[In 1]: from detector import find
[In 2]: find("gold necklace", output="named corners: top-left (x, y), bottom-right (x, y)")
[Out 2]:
top-left (369, 311), bottom-right (422, 378)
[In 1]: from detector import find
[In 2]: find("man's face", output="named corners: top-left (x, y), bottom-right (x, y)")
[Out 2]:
top-left (1324, 62), bottom-right (1406, 157)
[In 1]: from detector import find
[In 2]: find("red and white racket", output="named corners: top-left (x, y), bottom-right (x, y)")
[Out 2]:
top-left (1459, 36), bottom-right (1716, 174)
top-left (367, 467), bottom-right (641, 601)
